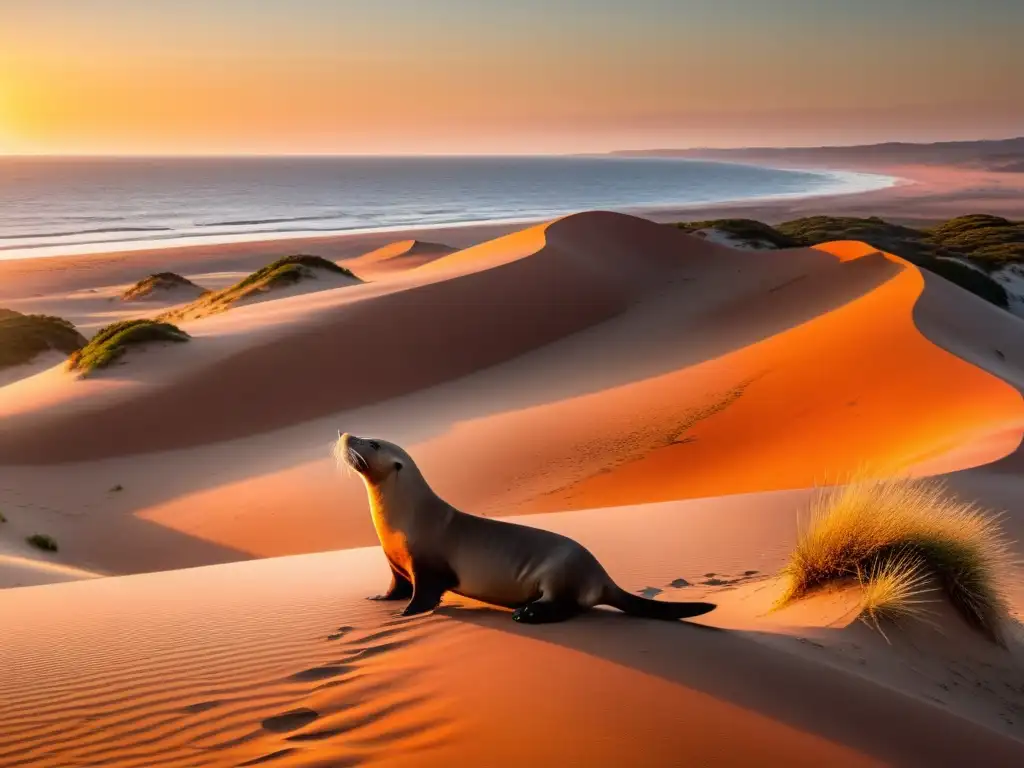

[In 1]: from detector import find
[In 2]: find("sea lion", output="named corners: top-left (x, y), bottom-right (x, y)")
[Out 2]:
top-left (336, 432), bottom-right (716, 624)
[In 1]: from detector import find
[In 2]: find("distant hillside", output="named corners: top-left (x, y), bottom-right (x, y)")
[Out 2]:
top-left (677, 214), bottom-right (1024, 311)
top-left (615, 137), bottom-right (1024, 173)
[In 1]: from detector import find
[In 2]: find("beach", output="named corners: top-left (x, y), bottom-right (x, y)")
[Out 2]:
top-left (1, 158), bottom-right (1024, 765)
top-left (4, 158), bottom-right (1023, 302)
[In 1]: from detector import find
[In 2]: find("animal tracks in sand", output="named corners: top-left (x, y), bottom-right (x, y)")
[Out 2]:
top-left (0, 608), bottom-right (458, 768)
top-left (637, 569), bottom-right (765, 599)
top-left (238, 614), bottom-right (459, 768)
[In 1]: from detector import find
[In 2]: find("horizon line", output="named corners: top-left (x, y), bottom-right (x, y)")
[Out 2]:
top-left (1, 134), bottom-right (1021, 160)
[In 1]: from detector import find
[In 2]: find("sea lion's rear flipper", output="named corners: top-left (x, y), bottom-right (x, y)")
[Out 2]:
top-left (605, 586), bottom-right (716, 621)
top-left (512, 599), bottom-right (580, 624)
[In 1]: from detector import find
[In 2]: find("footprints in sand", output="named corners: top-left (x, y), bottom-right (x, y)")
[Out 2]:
top-left (326, 625), bottom-right (354, 641)
top-left (261, 708), bottom-right (320, 733)
top-left (638, 569), bottom-right (763, 598)
top-left (239, 615), bottom-right (457, 767)
top-left (289, 665), bottom-right (351, 682)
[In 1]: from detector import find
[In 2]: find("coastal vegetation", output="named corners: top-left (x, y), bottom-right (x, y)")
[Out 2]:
top-left (26, 534), bottom-right (59, 553)
top-left (677, 214), bottom-right (1019, 309)
top-left (161, 255), bottom-right (361, 321)
top-left (0, 310), bottom-right (87, 369)
top-left (926, 215), bottom-right (1024, 267)
top-left (121, 272), bottom-right (208, 301)
top-left (676, 218), bottom-right (801, 249)
top-left (67, 319), bottom-right (190, 375)
top-left (778, 476), bottom-right (1013, 644)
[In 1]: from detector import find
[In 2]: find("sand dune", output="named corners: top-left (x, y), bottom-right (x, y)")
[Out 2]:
top-left (0, 212), bottom-right (1022, 573)
top-left (3, 210), bottom-right (1024, 764)
top-left (121, 272), bottom-right (208, 303)
top-left (343, 239), bottom-right (456, 275)
top-left (1, 501), bottom-right (1022, 767)
top-left (4, 211), bottom-right (1020, 470)
top-left (0, 552), bottom-right (103, 589)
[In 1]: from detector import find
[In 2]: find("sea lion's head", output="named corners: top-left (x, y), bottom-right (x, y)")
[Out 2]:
top-left (335, 431), bottom-right (412, 486)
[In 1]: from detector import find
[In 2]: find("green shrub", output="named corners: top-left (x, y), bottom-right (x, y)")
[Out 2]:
top-left (67, 319), bottom-right (190, 375)
top-left (925, 214), bottom-right (1024, 269)
top-left (26, 534), bottom-right (58, 552)
top-left (0, 310), bottom-right (87, 369)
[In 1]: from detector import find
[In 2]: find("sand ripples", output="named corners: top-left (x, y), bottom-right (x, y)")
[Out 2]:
top-left (0, 564), bottom-right (459, 767)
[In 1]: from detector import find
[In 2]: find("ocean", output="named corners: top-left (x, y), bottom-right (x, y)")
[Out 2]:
top-left (0, 156), bottom-right (894, 260)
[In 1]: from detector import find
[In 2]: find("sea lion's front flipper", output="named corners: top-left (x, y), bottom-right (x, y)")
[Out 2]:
top-left (512, 599), bottom-right (580, 624)
top-left (368, 564), bottom-right (413, 601)
top-left (400, 565), bottom-right (455, 616)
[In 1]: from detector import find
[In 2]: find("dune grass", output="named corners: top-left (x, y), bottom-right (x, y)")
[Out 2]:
top-left (855, 551), bottom-right (937, 641)
top-left (779, 476), bottom-right (1015, 643)
top-left (67, 319), bottom-right (190, 375)
top-left (121, 272), bottom-right (207, 301)
top-left (161, 255), bottom-right (360, 321)
top-left (26, 534), bottom-right (58, 552)
top-left (0, 310), bottom-right (87, 369)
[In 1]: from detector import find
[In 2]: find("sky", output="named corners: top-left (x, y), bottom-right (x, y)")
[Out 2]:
top-left (0, 0), bottom-right (1021, 155)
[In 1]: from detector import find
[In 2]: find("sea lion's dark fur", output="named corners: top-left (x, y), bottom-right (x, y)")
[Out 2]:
top-left (337, 432), bottom-right (716, 623)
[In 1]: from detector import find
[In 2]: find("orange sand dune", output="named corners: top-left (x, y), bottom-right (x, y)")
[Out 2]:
top-left (1, 212), bottom-right (1023, 580)
top-left (343, 239), bottom-right (456, 275)
top-left (125, 235), bottom-right (1024, 562)
top-left (0, 214), bottom-right (751, 462)
top-left (4, 211), bottom-right (1024, 764)
top-left (2, 500), bottom-right (1022, 767)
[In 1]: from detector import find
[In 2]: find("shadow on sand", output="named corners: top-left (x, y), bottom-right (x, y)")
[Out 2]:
top-left (435, 603), bottom-right (1024, 766)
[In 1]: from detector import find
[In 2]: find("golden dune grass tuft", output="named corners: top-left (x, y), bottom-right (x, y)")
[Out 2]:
top-left (779, 476), bottom-right (1016, 643)
top-left (856, 551), bottom-right (936, 641)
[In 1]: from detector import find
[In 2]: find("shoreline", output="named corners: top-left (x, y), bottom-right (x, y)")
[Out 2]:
top-left (1, 161), bottom-right (1021, 300)
top-left (0, 161), bottom-right (897, 262)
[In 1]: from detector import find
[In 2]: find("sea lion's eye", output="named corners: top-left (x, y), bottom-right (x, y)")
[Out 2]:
top-left (369, 441), bottom-right (380, 451)
top-left (394, 461), bottom-right (403, 472)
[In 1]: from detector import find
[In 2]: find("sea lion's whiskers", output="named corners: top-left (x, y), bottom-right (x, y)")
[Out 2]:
top-left (330, 439), bottom-right (355, 477)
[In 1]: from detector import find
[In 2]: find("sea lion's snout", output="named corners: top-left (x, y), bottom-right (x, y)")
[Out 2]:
top-left (338, 432), bottom-right (371, 474)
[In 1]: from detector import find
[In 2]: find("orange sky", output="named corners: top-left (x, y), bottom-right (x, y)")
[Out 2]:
top-left (1, 1), bottom-right (1020, 155)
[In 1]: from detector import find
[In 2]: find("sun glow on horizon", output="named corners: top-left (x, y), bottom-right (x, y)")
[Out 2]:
top-left (0, 1), bottom-right (1021, 156)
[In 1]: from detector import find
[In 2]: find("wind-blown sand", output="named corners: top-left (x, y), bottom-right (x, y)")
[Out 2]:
top-left (1, 209), bottom-right (1024, 765)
